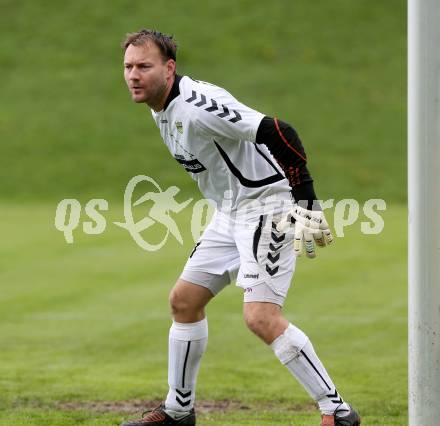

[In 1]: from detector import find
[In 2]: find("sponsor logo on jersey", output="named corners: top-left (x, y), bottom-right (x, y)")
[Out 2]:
top-left (174, 155), bottom-right (206, 174)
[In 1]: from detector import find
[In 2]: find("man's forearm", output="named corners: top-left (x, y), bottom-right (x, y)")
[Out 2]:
top-left (256, 116), bottom-right (318, 209)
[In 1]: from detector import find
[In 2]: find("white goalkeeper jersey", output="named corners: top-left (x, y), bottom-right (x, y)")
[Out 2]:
top-left (151, 76), bottom-right (291, 212)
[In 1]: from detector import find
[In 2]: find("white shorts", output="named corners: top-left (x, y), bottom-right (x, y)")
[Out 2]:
top-left (180, 209), bottom-right (296, 306)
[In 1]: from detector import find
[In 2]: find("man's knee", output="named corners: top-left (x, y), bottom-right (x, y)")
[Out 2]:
top-left (244, 309), bottom-right (267, 334)
top-left (169, 280), bottom-right (213, 321)
top-left (243, 302), bottom-right (289, 344)
top-left (169, 287), bottom-right (193, 316)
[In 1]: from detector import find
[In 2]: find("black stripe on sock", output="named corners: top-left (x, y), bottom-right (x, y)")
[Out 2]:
top-left (182, 341), bottom-right (191, 388)
top-left (300, 349), bottom-right (331, 391)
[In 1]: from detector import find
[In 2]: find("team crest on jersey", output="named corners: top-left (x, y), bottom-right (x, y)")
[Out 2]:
top-left (175, 121), bottom-right (183, 134)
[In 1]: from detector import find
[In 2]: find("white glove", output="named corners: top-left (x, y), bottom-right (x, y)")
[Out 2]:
top-left (277, 205), bottom-right (333, 258)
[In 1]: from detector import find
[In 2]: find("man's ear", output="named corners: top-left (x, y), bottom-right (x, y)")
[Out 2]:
top-left (167, 59), bottom-right (176, 78)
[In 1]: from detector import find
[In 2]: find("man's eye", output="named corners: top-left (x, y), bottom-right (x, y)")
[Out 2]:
top-left (125, 65), bottom-right (132, 70)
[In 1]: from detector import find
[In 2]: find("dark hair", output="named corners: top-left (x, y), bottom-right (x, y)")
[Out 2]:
top-left (122, 29), bottom-right (177, 62)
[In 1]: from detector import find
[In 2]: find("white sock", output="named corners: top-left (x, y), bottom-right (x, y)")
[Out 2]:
top-left (271, 323), bottom-right (350, 415)
top-left (165, 318), bottom-right (208, 414)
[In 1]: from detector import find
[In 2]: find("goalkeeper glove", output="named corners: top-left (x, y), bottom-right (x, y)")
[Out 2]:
top-left (277, 204), bottom-right (333, 258)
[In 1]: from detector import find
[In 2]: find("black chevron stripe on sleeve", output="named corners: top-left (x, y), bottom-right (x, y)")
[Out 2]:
top-left (217, 105), bottom-right (230, 118)
top-left (185, 89), bottom-right (242, 124)
top-left (185, 90), bottom-right (197, 103)
top-left (229, 110), bottom-right (242, 123)
top-left (206, 99), bottom-right (218, 112)
top-left (195, 94), bottom-right (207, 107)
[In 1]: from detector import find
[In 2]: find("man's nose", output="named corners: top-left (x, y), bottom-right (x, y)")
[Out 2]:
top-left (129, 67), bottom-right (140, 80)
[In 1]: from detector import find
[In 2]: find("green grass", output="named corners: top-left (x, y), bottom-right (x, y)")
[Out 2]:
top-left (0, 1), bottom-right (406, 424)
top-left (0, 203), bottom-right (407, 425)
top-left (0, 0), bottom-right (405, 202)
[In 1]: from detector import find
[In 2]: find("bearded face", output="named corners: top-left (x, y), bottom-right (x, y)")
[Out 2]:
top-left (124, 42), bottom-right (174, 110)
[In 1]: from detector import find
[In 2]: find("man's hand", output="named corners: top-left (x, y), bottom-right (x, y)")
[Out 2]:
top-left (277, 205), bottom-right (333, 258)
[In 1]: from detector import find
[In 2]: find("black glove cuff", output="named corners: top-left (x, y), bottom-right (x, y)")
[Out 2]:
top-left (290, 181), bottom-right (321, 210)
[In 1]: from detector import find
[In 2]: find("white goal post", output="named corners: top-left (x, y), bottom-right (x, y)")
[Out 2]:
top-left (408, 0), bottom-right (440, 424)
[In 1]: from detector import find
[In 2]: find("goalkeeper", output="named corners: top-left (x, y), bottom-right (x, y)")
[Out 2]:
top-left (120, 29), bottom-right (361, 426)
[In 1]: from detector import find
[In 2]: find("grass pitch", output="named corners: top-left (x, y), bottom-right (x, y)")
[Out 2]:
top-left (0, 203), bottom-right (406, 425)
